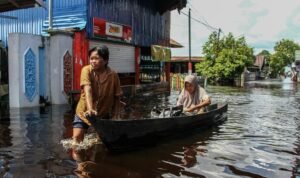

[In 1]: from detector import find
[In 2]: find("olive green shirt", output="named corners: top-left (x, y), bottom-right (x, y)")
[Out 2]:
top-left (76, 65), bottom-right (122, 125)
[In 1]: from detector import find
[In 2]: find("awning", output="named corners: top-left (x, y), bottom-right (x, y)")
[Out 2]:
top-left (170, 39), bottom-right (184, 48)
top-left (157, 39), bottom-right (184, 48)
top-left (0, 0), bottom-right (45, 12)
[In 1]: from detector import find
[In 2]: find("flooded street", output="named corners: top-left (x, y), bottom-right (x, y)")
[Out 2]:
top-left (0, 80), bottom-right (300, 178)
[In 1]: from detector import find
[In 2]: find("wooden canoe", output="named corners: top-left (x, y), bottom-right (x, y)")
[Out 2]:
top-left (89, 103), bottom-right (228, 152)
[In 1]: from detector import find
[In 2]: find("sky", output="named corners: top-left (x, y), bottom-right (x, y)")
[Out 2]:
top-left (171, 0), bottom-right (300, 57)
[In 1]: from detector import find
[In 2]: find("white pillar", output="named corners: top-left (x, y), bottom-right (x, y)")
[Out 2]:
top-left (49, 34), bottom-right (73, 105)
top-left (8, 34), bottom-right (42, 108)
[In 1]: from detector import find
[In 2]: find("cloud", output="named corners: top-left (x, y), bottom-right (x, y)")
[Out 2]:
top-left (278, 6), bottom-right (300, 44)
top-left (248, 41), bottom-right (275, 54)
top-left (239, 0), bottom-right (254, 8)
top-left (171, 0), bottom-right (300, 56)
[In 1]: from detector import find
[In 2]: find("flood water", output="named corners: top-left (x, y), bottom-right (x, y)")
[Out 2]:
top-left (0, 79), bottom-right (299, 178)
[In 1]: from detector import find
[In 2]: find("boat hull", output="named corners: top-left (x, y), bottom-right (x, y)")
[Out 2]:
top-left (90, 103), bottom-right (228, 151)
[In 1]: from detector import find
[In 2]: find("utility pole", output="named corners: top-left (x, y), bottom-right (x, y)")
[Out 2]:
top-left (216, 28), bottom-right (221, 58)
top-left (217, 28), bottom-right (221, 41)
top-left (48, 0), bottom-right (53, 30)
top-left (188, 8), bottom-right (192, 75)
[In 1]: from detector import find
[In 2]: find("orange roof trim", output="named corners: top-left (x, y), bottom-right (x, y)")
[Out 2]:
top-left (171, 56), bottom-right (204, 62)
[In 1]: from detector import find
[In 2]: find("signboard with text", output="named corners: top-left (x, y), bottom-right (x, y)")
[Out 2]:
top-left (93, 18), bottom-right (132, 43)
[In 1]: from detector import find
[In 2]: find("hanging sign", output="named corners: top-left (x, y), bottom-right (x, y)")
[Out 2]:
top-left (93, 17), bottom-right (132, 43)
top-left (151, 45), bottom-right (171, 62)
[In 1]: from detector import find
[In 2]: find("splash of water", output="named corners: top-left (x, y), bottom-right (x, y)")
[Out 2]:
top-left (60, 133), bottom-right (101, 151)
top-left (282, 77), bottom-right (294, 83)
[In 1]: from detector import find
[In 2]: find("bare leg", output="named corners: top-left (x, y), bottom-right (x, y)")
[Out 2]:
top-left (73, 128), bottom-right (86, 143)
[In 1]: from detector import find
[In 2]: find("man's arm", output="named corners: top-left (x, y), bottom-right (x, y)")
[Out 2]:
top-left (184, 97), bottom-right (211, 112)
top-left (83, 85), bottom-right (97, 116)
top-left (194, 98), bottom-right (211, 110)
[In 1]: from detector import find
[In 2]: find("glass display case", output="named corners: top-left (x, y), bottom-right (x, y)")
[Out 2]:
top-left (139, 55), bottom-right (161, 83)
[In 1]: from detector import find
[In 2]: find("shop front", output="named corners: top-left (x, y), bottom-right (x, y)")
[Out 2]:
top-left (73, 17), bottom-right (136, 90)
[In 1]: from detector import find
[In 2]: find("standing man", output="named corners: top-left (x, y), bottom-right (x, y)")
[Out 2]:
top-left (73, 45), bottom-right (123, 143)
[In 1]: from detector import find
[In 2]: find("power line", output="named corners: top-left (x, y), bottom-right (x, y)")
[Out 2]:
top-left (180, 1), bottom-right (223, 34)
top-left (185, 1), bottom-right (220, 32)
top-left (186, 1), bottom-right (208, 24)
top-left (180, 11), bottom-right (219, 32)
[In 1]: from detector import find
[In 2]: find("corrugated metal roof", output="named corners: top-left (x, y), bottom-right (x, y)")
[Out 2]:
top-left (0, 7), bottom-right (46, 47)
top-left (0, 0), bottom-right (87, 47)
top-left (42, 6), bottom-right (87, 35)
top-left (42, 0), bottom-right (87, 33)
top-left (0, 0), bottom-right (185, 47)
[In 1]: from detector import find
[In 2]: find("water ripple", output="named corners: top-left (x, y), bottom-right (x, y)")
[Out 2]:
top-left (0, 81), bottom-right (299, 177)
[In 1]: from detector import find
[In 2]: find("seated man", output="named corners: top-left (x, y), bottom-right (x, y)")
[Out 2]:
top-left (176, 75), bottom-right (211, 114)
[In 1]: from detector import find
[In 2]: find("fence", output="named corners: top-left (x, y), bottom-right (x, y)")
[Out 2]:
top-left (170, 73), bottom-right (206, 91)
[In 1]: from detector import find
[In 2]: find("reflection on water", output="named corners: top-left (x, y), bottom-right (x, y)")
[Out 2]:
top-left (0, 80), bottom-right (299, 177)
top-left (0, 105), bottom-right (74, 177)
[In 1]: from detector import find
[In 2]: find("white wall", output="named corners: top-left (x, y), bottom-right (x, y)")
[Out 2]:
top-left (8, 34), bottom-right (42, 108)
top-left (49, 34), bottom-right (73, 105)
top-left (44, 38), bottom-right (51, 102)
top-left (9, 33), bottom-right (73, 108)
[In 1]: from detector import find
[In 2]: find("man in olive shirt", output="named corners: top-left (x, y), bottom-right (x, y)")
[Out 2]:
top-left (73, 45), bottom-right (123, 143)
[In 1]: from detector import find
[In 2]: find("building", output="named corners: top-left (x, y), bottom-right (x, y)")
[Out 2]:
top-left (246, 55), bottom-right (269, 81)
top-left (0, 0), bottom-right (187, 108)
top-left (295, 50), bottom-right (300, 82)
top-left (170, 56), bottom-right (204, 74)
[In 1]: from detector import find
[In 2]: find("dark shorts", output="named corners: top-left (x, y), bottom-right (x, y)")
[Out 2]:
top-left (73, 114), bottom-right (94, 129)
top-left (73, 114), bottom-right (111, 129)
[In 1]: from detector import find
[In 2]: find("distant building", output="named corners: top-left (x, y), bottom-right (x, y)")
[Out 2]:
top-left (170, 56), bottom-right (204, 73)
top-left (295, 50), bottom-right (300, 82)
top-left (246, 55), bottom-right (268, 80)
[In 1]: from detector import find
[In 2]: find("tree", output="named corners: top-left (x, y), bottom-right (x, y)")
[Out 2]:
top-left (270, 39), bottom-right (300, 77)
top-left (195, 32), bottom-right (254, 81)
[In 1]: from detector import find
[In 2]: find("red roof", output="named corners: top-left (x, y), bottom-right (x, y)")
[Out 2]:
top-left (156, 39), bottom-right (184, 48)
top-left (171, 56), bottom-right (204, 62)
top-left (169, 39), bottom-right (184, 48)
top-left (254, 55), bottom-right (265, 70)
